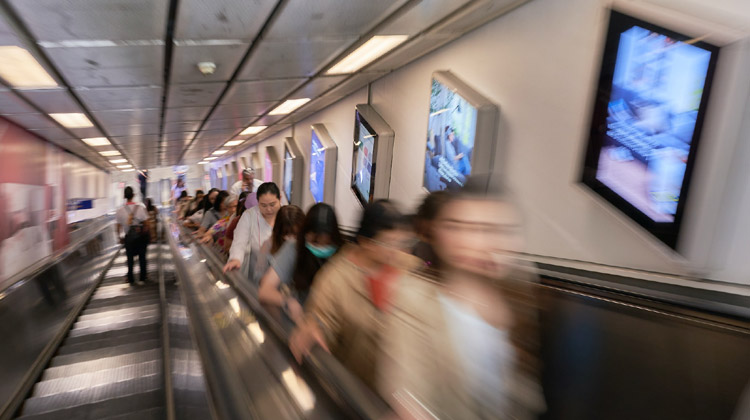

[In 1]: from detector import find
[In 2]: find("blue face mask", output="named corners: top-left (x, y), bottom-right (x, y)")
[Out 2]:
top-left (306, 243), bottom-right (337, 259)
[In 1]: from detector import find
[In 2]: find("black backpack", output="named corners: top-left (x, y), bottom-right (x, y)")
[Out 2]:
top-left (124, 205), bottom-right (146, 246)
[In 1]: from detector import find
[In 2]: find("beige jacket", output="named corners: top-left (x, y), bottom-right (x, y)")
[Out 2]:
top-left (304, 246), bottom-right (421, 390)
top-left (378, 269), bottom-right (546, 420)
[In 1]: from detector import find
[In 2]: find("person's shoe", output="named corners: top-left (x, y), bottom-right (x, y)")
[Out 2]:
top-left (135, 279), bottom-right (145, 286)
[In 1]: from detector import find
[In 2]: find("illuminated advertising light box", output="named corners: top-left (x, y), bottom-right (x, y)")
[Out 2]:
top-left (424, 70), bottom-right (499, 192)
top-left (309, 124), bottom-right (337, 204)
top-left (580, 10), bottom-right (719, 249)
top-left (283, 137), bottom-right (304, 206)
top-left (351, 104), bottom-right (394, 206)
top-left (265, 146), bottom-right (281, 185)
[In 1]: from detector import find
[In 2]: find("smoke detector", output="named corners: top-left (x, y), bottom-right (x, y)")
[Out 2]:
top-left (197, 62), bottom-right (216, 75)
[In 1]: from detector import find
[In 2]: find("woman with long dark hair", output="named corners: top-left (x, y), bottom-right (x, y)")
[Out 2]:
top-left (258, 203), bottom-right (343, 321)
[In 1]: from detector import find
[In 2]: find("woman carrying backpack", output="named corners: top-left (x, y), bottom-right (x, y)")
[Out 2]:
top-left (116, 187), bottom-right (151, 285)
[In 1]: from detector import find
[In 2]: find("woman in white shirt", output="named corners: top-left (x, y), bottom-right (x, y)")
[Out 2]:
top-left (223, 183), bottom-right (281, 285)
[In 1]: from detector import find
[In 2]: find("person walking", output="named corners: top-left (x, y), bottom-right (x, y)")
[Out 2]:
top-left (116, 187), bottom-right (151, 285)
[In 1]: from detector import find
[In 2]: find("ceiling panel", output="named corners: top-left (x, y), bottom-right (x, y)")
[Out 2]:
top-left (167, 83), bottom-right (225, 108)
top-left (0, 90), bottom-right (39, 114)
top-left (67, 126), bottom-right (104, 138)
top-left (113, 134), bottom-right (160, 145)
top-left (367, 33), bottom-right (453, 72)
top-left (18, 89), bottom-right (83, 113)
top-left (92, 109), bottom-right (161, 126)
top-left (289, 75), bottom-right (348, 99)
top-left (165, 107), bottom-right (212, 122)
top-left (165, 121), bottom-right (201, 133)
top-left (106, 124), bottom-right (161, 137)
top-left (44, 45), bottom-right (163, 88)
top-left (250, 114), bottom-right (288, 126)
top-left (210, 101), bottom-right (276, 120)
top-left (28, 127), bottom-right (75, 141)
top-left (265, 0), bottom-right (406, 41)
top-left (174, 0), bottom-right (277, 40)
top-left (171, 43), bottom-right (248, 84)
top-left (4, 113), bottom-right (58, 129)
top-left (7, 0), bottom-right (169, 41)
top-left (221, 78), bottom-right (305, 105)
top-left (202, 117), bottom-right (248, 132)
top-left (237, 39), bottom-right (352, 80)
top-left (431, 0), bottom-right (526, 35)
top-left (376, 0), bottom-right (473, 36)
top-left (75, 86), bottom-right (162, 110)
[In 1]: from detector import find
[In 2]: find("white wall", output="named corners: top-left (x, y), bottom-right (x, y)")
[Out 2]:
top-left (219, 0), bottom-right (750, 285)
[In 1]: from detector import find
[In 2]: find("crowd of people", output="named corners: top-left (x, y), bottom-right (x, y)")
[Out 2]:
top-left (169, 166), bottom-right (545, 419)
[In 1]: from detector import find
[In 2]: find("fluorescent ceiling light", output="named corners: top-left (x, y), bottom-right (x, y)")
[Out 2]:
top-left (204, 156), bottom-right (218, 161)
top-left (121, 169), bottom-right (135, 172)
top-left (0, 46), bottom-right (57, 88)
top-left (269, 98), bottom-right (310, 115)
top-left (225, 140), bottom-right (244, 147)
top-left (240, 125), bottom-right (266, 135)
top-left (198, 161), bottom-right (209, 165)
top-left (109, 158), bottom-right (127, 163)
top-left (116, 164), bottom-right (132, 169)
top-left (212, 149), bottom-right (229, 155)
top-left (81, 137), bottom-right (110, 146)
top-left (99, 150), bottom-right (120, 156)
top-left (326, 35), bottom-right (408, 75)
top-left (49, 113), bottom-right (93, 128)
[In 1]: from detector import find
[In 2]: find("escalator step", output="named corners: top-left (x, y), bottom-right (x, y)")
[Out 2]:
top-left (42, 349), bottom-right (161, 381)
top-left (100, 406), bottom-right (165, 420)
top-left (18, 388), bottom-right (163, 419)
top-left (51, 339), bottom-right (161, 367)
top-left (33, 359), bottom-right (161, 398)
top-left (68, 314), bottom-right (159, 338)
top-left (73, 305), bottom-right (160, 329)
top-left (85, 294), bottom-right (159, 311)
top-left (63, 324), bottom-right (158, 348)
top-left (81, 299), bottom-right (160, 316)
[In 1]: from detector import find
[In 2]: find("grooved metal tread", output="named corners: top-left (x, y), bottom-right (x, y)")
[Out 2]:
top-left (41, 349), bottom-right (161, 381)
top-left (51, 339), bottom-right (161, 367)
top-left (68, 313), bottom-right (160, 338)
top-left (18, 388), bottom-right (163, 420)
top-left (33, 359), bottom-right (162, 398)
top-left (100, 406), bottom-right (165, 420)
top-left (73, 305), bottom-right (160, 328)
top-left (81, 299), bottom-right (160, 316)
top-left (62, 324), bottom-right (159, 348)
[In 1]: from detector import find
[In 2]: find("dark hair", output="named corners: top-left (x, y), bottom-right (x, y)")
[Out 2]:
top-left (184, 190), bottom-right (206, 217)
top-left (213, 190), bottom-right (230, 212)
top-left (257, 182), bottom-right (280, 201)
top-left (124, 186), bottom-right (134, 201)
top-left (145, 198), bottom-right (156, 212)
top-left (195, 189), bottom-right (204, 197)
top-left (236, 191), bottom-right (249, 217)
top-left (271, 205), bottom-right (305, 254)
top-left (415, 191), bottom-right (450, 238)
top-left (179, 190), bottom-right (188, 199)
top-left (196, 188), bottom-right (219, 220)
top-left (293, 203), bottom-right (343, 293)
top-left (356, 199), bottom-right (408, 242)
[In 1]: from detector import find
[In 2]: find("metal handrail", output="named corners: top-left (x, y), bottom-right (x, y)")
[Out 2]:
top-left (0, 215), bottom-right (113, 295)
top-left (167, 216), bottom-right (391, 420)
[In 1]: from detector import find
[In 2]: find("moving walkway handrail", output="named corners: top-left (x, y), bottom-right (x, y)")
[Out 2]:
top-left (0, 214), bottom-right (114, 295)
top-left (164, 215), bottom-right (391, 419)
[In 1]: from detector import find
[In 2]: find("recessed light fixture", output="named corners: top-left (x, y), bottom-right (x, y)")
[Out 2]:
top-left (49, 113), bottom-right (93, 128)
top-left (240, 125), bottom-right (266, 136)
top-left (81, 137), bottom-right (110, 146)
top-left (268, 98), bottom-right (310, 115)
top-left (0, 46), bottom-right (57, 88)
top-left (224, 140), bottom-right (244, 147)
top-left (99, 150), bottom-right (120, 156)
top-left (204, 157), bottom-right (218, 161)
top-left (121, 168), bottom-right (135, 172)
top-left (116, 164), bottom-right (132, 169)
top-left (109, 158), bottom-right (127, 163)
top-left (198, 161), bottom-right (209, 165)
top-left (326, 35), bottom-right (408, 75)
top-left (212, 149), bottom-right (228, 155)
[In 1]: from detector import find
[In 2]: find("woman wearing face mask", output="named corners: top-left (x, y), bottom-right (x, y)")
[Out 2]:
top-left (258, 203), bottom-right (343, 323)
top-left (378, 175), bottom-right (546, 420)
top-left (289, 200), bottom-right (421, 390)
top-left (223, 183), bottom-right (281, 284)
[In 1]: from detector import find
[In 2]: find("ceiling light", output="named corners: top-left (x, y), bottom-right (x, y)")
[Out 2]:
top-left (198, 161), bottom-right (209, 165)
top-left (212, 149), bottom-right (228, 155)
top-left (117, 164), bottom-right (132, 169)
top-left (268, 98), bottom-right (310, 115)
top-left (225, 140), bottom-right (244, 147)
top-left (204, 157), bottom-right (217, 161)
top-left (81, 137), bottom-right (110, 146)
top-left (99, 150), bottom-right (120, 156)
top-left (49, 113), bottom-right (93, 128)
top-left (326, 35), bottom-right (408, 75)
top-left (109, 158), bottom-right (127, 163)
top-left (0, 46), bottom-right (57, 88)
top-left (240, 125), bottom-right (266, 136)
top-left (121, 169), bottom-right (135, 172)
